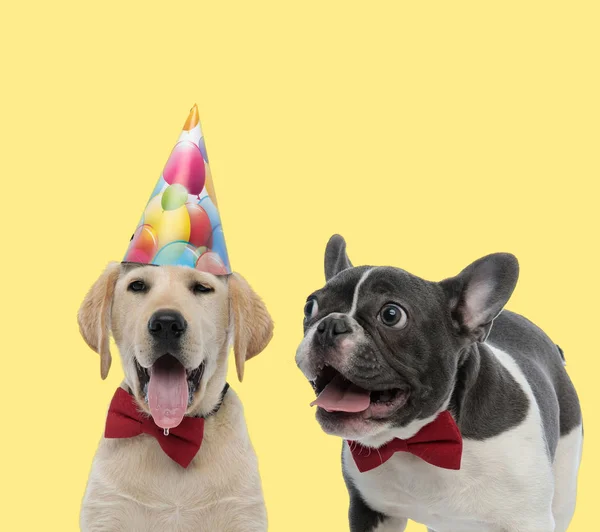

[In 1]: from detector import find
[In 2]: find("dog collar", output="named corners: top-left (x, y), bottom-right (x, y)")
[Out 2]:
top-left (204, 382), bottom-right (230, 418)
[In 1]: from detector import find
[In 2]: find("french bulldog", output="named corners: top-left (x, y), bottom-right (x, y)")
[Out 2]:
top-left (296, 235), bottom-right (582, 532)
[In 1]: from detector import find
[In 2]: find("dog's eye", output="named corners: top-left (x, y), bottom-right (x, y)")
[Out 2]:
top-left (128, 280), bottom-right (147, 293)
top-left (304, 298), bottom-right (318, 320)
top-left (193, 283), bottom-right (213, 294)
top-left (379, 304), bottom-right (408, 329)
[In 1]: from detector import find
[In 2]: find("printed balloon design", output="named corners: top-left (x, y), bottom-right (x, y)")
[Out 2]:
top-left (203, 165), bottom-right (218, 206)
top-left (154, 241), bottom-right (202, 268)
top-left (186, 203), bottom-right (212, 247)
top-left (124, 224), bottom-right (158, 263)
top-left (144, 194), bottom-right (191, 249)
top-left (198, 136), bottom-right (209, 163)
top-left (163, 141), bottom-right (206, 195)
top-left (198, 196), bottom-right (221, 229)
top-left (196, 251), bottom-right (228, 275)
top-left (210, 226), bottom-right (230, 270)
top-left (148, 176), bottom-right (167, 203)
top-left (161, 183), bottom-right (189, 211)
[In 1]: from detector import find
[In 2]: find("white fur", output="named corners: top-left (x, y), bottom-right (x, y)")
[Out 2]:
top-left (551, 425), bottom-right (583, 532)
top-left (81, 387), bottom-right (266, 532)
top-left (295, 316), bottom-right (322, 379)
top-left (344, 344), bottom-right (583, 532)
top-left (349, 268), bottom-right (374, 316)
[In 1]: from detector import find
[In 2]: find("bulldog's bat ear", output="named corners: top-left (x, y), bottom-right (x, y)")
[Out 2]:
top-left (324, 234), bottom-right (354, 281)
top-left (440, 253), bottom-right (519, 342)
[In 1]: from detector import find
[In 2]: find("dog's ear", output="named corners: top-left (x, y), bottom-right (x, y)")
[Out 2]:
top-left (229, 273), bottom-right (274, 382)
top-left (440, 253), bottom-right (519, 342)
top-left (77, 262), bottom-right (120, 380)
top-left (324, 234), bottom-right (353, 281)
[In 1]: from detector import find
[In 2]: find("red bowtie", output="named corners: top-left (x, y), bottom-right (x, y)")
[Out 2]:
top-left (104, 387), bottom-right (205, 468)
top-left (348, 410), bottom-right (463, 473)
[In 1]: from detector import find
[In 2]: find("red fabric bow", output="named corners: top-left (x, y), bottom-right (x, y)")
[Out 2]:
top-left (348, 410), bottom-right (463, 473)
top-left (104, 387), bottom-right (205, 468)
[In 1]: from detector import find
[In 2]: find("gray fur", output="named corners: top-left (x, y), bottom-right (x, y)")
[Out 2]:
top-left (452, 310), bottom-right (582, 460)
top-left (488, 311), bottom-right (582, 441)
top-left (300, 235), bottom-right (581, 529)
top-left (448, 340), bottom-right (530, 441)
top-left (325, 234), bottom-right (354, 281)
top-left (439, 252), bottom-right (519, 342)
top-left (304, 235), bottom-right (581, 520)
top-left (303, 263), bottom-right (537, 436)
top-left (303, 236), bottom-right (581, 446)
top-left (343, 455), bottom-right (387, 532)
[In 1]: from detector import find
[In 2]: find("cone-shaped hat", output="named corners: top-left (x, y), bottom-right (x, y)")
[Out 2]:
top-left (123, 105), bottom-right (231, 274)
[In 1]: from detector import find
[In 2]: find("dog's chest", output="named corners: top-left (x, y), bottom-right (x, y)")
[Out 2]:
top-left (84, 396), bottom-right (266, 531)
top-left (344, 417), bottom-right (553, 531)
top-left (96, 436), bottom-right (229, 503)
top-left (343, 344), bottom-right (559, 531)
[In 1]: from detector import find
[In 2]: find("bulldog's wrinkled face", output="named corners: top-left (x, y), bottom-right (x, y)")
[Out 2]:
top-left (296, 235), bottom-right (519, 445)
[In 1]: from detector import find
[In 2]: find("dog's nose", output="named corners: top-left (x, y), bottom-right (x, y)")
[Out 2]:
top-left (148, 310), bottom-right (187, 340)
top-left (317, 315), bottom-right (351, 345)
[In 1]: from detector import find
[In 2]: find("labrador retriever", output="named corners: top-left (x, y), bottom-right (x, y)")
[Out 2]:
top-left (78, 262), bottom-right (273, 531)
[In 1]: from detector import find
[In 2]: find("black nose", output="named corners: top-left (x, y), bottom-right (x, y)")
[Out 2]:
top-left (148, 310), bottom-right (187, 340)
top-left (317, 315), bottom-right (351, 345)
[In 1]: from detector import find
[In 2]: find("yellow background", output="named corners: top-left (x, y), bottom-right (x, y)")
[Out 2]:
top-left (1, 1), bottom-right (597, 530)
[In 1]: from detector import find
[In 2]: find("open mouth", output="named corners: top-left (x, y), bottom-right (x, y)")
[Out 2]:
top-left (135, 354), bottom-right (205, 430)
top-left (310, 365), bottom-right (409, 419)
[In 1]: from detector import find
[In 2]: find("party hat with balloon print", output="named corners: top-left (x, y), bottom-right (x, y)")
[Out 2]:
top-left (123, 105), bottom-right (231, 275)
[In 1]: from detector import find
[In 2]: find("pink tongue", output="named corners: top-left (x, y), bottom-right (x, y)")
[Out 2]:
top-left (310, 374), bottom-right (371, 413)
top-left (148, 357), bottom-right (188, 430)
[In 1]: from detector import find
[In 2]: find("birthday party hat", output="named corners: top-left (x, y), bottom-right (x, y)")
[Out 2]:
top-left (123, 105), bottom-right (231, 275)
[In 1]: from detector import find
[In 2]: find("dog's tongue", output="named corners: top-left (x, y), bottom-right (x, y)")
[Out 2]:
top-left (148, 356), bottom-right (188, 430)
top-left (310, 374), bottom-right (371, 413)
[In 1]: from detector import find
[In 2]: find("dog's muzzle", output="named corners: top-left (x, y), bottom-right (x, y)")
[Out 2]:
top-left (316, 314), bottom-right (352, 346)
top-left (148, 309), bottom-right (187, 347)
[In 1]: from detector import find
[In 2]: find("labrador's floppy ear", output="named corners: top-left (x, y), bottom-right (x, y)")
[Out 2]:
top-left (229, 273), bottom-right (274, 381)
top-left (324, 234), bottom-right (354, 281)
top-left (440, 253), bottom-right (519, 342)
top-left (77, 262), bottom-right (120, 379)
